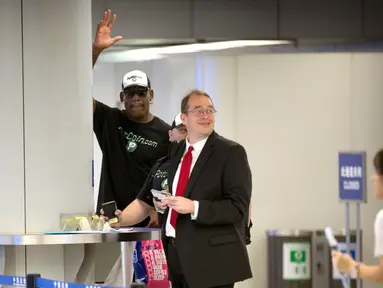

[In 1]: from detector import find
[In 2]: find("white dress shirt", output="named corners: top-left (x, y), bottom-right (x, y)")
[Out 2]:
top-left (374, 209), bottom-right (383, 257)
top-left (165, 137), bottom-right (208, 238)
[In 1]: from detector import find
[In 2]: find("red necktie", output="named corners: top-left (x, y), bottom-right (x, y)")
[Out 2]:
top-left (170, 145), bottom-right (194, 228)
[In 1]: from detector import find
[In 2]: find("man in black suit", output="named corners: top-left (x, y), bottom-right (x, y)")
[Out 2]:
top-left (157, 89), bottom-right (253, 288)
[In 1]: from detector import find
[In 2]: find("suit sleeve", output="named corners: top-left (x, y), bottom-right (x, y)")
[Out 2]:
top-left (196, 144), bottom-right (252, 225)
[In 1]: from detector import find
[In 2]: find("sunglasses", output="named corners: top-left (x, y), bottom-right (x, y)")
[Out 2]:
top-left (123, 86), bottom-right (149, 97)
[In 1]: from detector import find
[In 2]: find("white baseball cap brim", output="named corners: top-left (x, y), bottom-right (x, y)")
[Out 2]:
top-left (171, 113), bottom-right (183, 128)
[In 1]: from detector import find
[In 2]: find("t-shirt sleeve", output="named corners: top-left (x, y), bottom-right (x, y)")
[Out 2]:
top-left (374, 210), bottom-right (383, 257)
top-left (136, 166), bottom-right (155, 207)
top-left (93, 100), bottom-right (119, 150)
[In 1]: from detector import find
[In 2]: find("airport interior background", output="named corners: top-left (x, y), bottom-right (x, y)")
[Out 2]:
top-left (1, 1), bottom-right (383, 288)
top-left (93, 46), bottom-right (383, 288)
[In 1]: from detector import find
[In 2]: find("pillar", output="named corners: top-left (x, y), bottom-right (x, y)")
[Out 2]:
top-left (0, 0), bottom-right (94, 282)
top-left (0, 0), bottom-right (26, 278)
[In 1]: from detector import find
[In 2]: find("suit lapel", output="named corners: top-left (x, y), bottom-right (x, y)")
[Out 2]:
top-left (168, 141), bottom-right (185, 194)
top-left (184, 132), bottom-right (216, 198)
top-left (162, 141), bottom-right (186, 231)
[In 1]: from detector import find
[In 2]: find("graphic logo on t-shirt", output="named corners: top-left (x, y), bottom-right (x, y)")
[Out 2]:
top-left (155, 169), bottom-right (167, 179)
top-left (126, 141), bottom-right (138, 152)
top-left (161, 178), bottom-right (168, 190)
top-left (119, 128), bottom-right (159, 153)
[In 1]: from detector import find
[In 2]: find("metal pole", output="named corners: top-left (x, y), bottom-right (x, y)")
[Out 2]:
top-left (356, 202), bottom-right (361, 288)
top-left (345, 202), bottom-right (351, 287)
top-left (121, 241), bottom-right (136, 287)
top-left (121, 242), bottom-right (129, 287)
top-left (75, 243), bottom-right (96, 284)
top-left (0, 246), bottom-right (4, 278)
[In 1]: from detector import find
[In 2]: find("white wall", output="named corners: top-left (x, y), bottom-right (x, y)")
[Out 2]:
top-left (237, 53), bottom-right (383, 288)
top-left (93, 52), bottom-right (383, 288)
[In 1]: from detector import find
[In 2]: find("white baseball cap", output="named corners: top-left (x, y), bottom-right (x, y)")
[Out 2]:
top-left (171, 113), bottom-right (183, 129)
top-left (122, 70), bottom-right (151, 89)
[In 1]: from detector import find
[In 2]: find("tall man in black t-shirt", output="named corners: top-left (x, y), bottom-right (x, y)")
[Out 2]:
top-left (92, 10), bottom-right (171, 227)
top-left (101, 114), bottom-right (187, 287)
top-left (102, 113), bottom-right (188, 227)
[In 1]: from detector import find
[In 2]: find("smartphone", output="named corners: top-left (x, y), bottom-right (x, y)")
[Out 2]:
top-left (151, 189), bottom-right (171, 201)
top-left (102, 201), bottom-right (118, 224)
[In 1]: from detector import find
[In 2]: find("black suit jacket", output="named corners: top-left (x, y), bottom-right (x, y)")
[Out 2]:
top-left (162, 131), bottom-right (253, 288)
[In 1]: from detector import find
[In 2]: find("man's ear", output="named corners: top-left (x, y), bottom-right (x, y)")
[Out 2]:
top-left (168, 130), bottom-right (172, 141)
top-left (180, 113), bottom-right (186, 125)
top-left (149, 89), bottom-right (154, 103)
top-left (120, 91), bottom-right (124, 103)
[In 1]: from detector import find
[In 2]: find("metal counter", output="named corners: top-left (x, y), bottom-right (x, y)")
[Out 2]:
top-left (0, 228), bottom-right (162, 286)
top-left (0, 228), bottom-right (161, 245)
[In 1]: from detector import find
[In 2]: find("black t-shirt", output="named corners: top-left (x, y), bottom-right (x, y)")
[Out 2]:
top-left (137, 158), bottom-right (170, 207)
top-left (93, 100), bottom-right (171, 226)
top-left (137, 157), bottom-right (170, 226)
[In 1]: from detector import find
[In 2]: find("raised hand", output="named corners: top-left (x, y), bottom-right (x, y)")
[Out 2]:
top-left (93, 9), bottom-right (123, 51)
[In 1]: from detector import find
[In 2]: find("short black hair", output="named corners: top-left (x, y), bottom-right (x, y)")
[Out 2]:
top-left (374, 149), bottom-right (383, 175)
top-left (180, 89), bottom-right (212, 114)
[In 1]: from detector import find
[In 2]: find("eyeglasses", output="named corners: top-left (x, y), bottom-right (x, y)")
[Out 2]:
top-left (123, 86), bottom-right (149, 97)
top-left (187, 107), bottom-right (217, 117)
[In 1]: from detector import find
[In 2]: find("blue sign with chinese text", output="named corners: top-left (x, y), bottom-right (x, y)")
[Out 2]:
top-left (338, 152), bottom-right (366, 202)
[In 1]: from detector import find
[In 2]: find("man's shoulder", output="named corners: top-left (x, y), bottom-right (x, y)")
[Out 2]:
top-left (155, 155), bottom-right (169, 164)
top-left (214, 133), bottom-right (244, 151)
top-left (169, 140), bottom-right (184, 158)
top-left (149, 155), bottom-right (170, 174)
top-left (152, 116), bottom-right (171, 131)
top-left (94, 100), bottom-right (122, 118)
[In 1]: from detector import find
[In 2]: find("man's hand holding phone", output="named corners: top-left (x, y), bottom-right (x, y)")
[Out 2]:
top-left (100, 208), bottom-right (122, 227)
top-left (100, 201), bottom-right (121, 227)
top-left (151, 189), bottom-right (171, 213)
